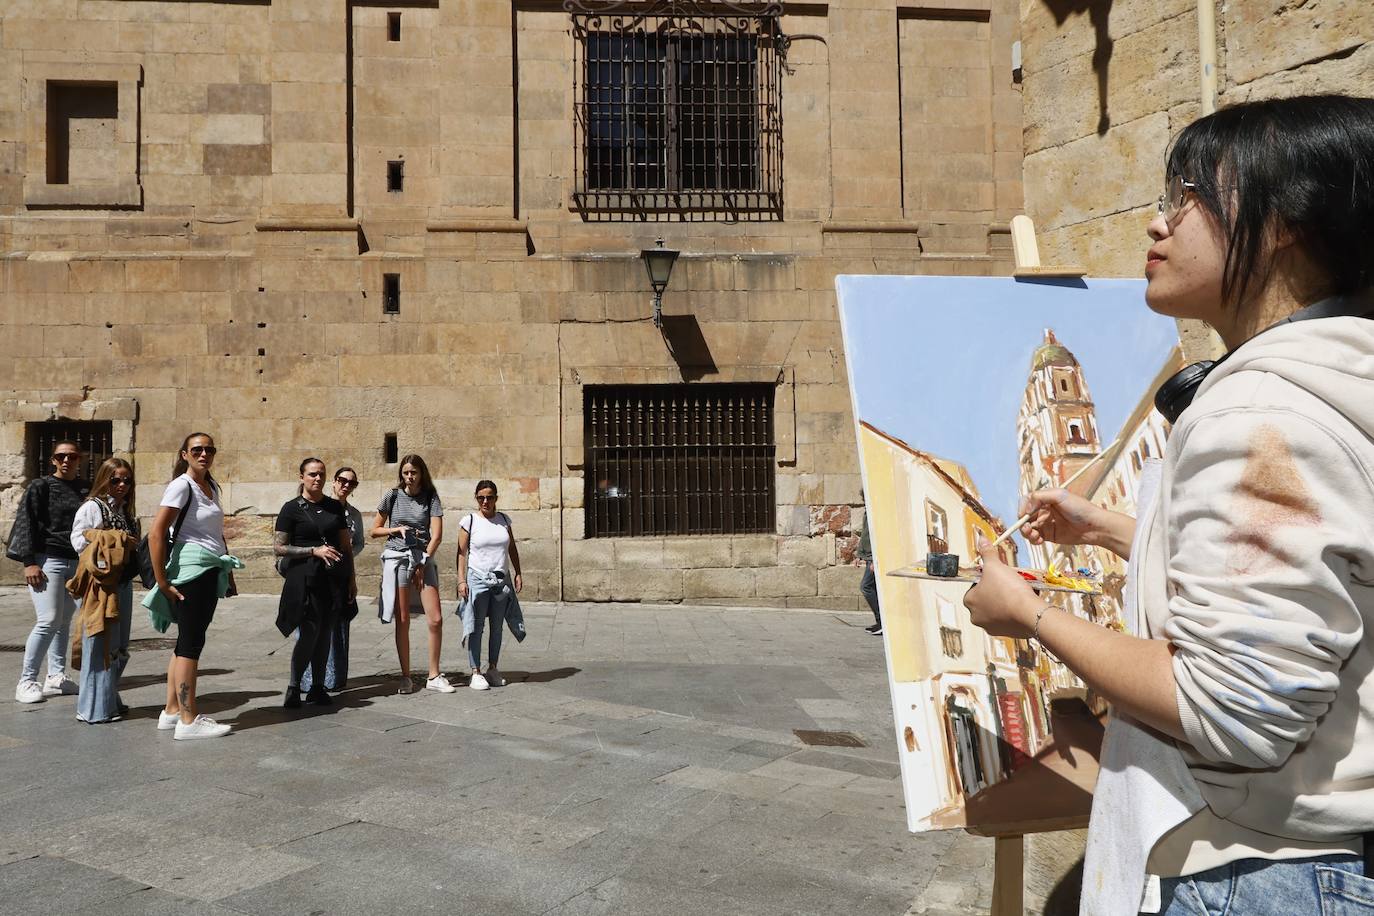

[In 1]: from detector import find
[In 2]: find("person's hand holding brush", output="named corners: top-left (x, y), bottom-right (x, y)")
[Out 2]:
top-left (1018, 488), bottom-right (1136, 559)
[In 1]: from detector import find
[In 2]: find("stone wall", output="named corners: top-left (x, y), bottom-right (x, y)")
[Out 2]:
top-left (1021, 0), bottom-right (1374, 361)
top-left (0, 0), bottom-right (1025, 604)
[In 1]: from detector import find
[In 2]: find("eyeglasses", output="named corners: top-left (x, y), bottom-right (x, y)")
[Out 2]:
top-left (110, 477), bottom-right (132, 486)
top-left (53, 453), bottom-right (80, 462)
top-left (1157, 174), bottom-right (1197, 223)
top-left (476, 495), bottom-right (497, 502)
top-left (189, 445), bottom-right (217, 456)
top-left (335, 477), bottom-right (357, 488)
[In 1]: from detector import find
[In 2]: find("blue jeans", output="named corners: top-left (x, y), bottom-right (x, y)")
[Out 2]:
top-left (467, 571), bottom-right (508, 670)
top-left (21, 556), bottom-right (80, 683)
top-left (1158, 855), bottom-right (1374, 914)
top-left (77, 580), bottom-right (133, 722)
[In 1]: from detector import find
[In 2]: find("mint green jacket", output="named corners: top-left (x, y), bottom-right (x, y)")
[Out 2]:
top-left (141, 542), bottom-right (244, 633)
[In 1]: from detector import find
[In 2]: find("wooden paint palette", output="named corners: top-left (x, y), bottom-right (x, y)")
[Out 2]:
top-left (887, 564), bottom-right (1103, 596)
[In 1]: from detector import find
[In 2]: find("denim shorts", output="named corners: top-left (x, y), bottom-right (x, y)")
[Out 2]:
top-left (1157, 855), bottom-right (1374, 915)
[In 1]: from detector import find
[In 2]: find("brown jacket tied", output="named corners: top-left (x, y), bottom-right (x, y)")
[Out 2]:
top-left (67, 528), bottom-right (138, 664)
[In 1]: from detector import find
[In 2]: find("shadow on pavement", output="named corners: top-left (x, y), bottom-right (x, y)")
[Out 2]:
top-left (118, 668), bottom-right (233, 691)
top-left (217, 675), bottom-right (402, 733)
top-left (503, 667), bottom-right (581, 684)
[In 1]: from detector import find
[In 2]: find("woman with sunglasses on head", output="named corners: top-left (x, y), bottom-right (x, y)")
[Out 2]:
top-left (7, 441), bottom-right (87, 704)
top-left (144, 433), bottom-right (241, 741)
top-left (456, 480), bottom-right (525, 690)
top-left (299, 467), bottom-right (366, 694)
top-left (372, 453), bottom-right (453, 694)
top-left (275, 458), bottom-right (356, 709)
top-left (965, 96), bottom-right (1374, 914)
top-left (69, 458), bottom-right (139, 723)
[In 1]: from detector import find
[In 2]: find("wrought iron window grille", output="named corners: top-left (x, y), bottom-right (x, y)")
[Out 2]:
top-left (565, 0), bottom-right (786, 222)
top-left (584, 383), bottom-right (776, 537)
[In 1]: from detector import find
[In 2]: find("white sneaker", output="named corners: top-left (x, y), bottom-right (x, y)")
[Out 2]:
top-left (486, 669), bottom-right (505, 688)
top-left (14, 680), bottom-right (45, 704)
top-left (425, 674), bottom-right (456, 693)
top-left (43, 674), bottom-right (78, 697)
top-left (469, 673), bottom-right (490, 691)
top-left (173, 715), bottom-right (232, 740)
top-left (157, 709), bottom-right (182, 731)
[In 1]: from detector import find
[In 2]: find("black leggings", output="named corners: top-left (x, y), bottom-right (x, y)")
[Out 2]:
top-left (174, 569), bottom-right (220, 660)
top-left (292, 592), bottom-right (340, 690)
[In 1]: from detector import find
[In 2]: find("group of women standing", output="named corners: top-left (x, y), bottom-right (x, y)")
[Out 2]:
top-left (7, 433), bottom-right (239, 739)
top-left (8, 437), bottom-right (527, 730)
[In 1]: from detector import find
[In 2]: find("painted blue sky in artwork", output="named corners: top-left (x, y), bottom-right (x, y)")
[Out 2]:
top-left (837, 276), bottom-right (1179, 545)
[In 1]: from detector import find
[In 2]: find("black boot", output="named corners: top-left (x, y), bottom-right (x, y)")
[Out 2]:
top-left (305, 686), bottom-right (333, 706)
top-left (284, 686), bottom-right (302, 708)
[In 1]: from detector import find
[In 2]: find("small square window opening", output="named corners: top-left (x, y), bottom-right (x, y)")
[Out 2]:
top-left (384, 433), bottom-right (399, 464)
top-left (387, 160), bottom-right (404, 193)
top-left (382, 273), bottom-right (401, 314)
top-left (387, 12), bottom-right (401, 41)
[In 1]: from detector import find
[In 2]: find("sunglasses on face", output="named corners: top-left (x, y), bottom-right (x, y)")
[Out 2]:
top-left (110, 477), bottom-right (132, 486)
top-left (189, 445), bottom-right (217, 456)
top-left (335, 477), bottom-right (357, 488)
top-left (53, 453), bottom-right (80, 462)
top-left (476, 495), bottom-right (497, 502)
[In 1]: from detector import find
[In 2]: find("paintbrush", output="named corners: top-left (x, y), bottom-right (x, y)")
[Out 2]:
top-left (985, 437), bottom-right (1122, 552)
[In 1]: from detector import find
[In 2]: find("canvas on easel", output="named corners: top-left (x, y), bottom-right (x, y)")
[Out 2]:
top-left (836, 275), bottom-right (1184, 836)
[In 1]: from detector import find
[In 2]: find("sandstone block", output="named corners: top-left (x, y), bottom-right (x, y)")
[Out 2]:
top-left (754, 565), bottom-right (816, 598)
top-left (661, 537), bottom-right (732, 569)
top-left (611, 568), bottom-right (682, 602)
top-left (817, 564), bottom-right (862, 598)
top-left (683, 567), bottom-right (755, 599)
top-left (730, 536), bottom-right (778, 568)
top-left (204, 144), bottom-right (271, 176)
top-left (778, 536), bottom-right (826, 568)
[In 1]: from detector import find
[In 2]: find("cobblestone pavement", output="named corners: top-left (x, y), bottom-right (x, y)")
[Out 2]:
top-left (0, 589), bottom-right (996, 915)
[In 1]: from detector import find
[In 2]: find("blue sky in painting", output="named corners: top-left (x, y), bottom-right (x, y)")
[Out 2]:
top-left (837, 276), bottom-right (1179, 543)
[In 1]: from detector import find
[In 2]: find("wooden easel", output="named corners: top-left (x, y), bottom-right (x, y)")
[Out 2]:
top-left (979, 214), bottom-right (1090, 916)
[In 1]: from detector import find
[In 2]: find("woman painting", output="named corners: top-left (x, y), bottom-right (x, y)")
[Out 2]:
top-left (964, 95), bottom-right (1374, 913)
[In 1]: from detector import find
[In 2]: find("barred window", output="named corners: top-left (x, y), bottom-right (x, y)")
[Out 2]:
top-left (569, 0), bottom-right (785, 220)
top-left (26, 420), bottom-right (113, 490)
top-left (585, 383), bottom-right (775, 537)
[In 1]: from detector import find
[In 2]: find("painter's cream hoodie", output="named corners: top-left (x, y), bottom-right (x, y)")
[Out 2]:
top-left (1147, 314), bottom-right (1374, 843)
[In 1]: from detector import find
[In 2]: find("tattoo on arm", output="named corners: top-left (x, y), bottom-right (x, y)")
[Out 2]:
top-left (273, 531), bottom-right (313, 558)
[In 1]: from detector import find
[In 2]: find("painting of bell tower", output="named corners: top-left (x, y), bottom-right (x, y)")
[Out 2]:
top-left (1015, 329), bottom-right (1101, 567)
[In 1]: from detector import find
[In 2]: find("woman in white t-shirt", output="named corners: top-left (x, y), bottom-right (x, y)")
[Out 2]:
top-left (456, 480), bottom-right (523, 690)
top-left (146, 433), bottom-right (240, 741)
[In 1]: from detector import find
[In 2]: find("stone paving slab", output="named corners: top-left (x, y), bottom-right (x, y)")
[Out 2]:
top-left (0, 588), bottom-right (999, 915)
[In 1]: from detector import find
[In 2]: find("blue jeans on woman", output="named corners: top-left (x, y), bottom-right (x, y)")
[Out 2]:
top-left (77, 580), bottom-right (132, 722)
top-left (1156, 855), bottom-right (1374, 914)
top-left (466, 570), bottom-right (509, 670)
top-left (21, 555), bottom-right (79, 684)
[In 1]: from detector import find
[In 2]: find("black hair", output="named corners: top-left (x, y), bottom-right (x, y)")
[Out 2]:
top-left (51, 439), bottom-right (81, 456)
top-left (335, 466), bottom-right (357, 481)
top-left (1166, 95), bottom-right (1374, 309)
top-left (474, 479), bottom-right (498, 497)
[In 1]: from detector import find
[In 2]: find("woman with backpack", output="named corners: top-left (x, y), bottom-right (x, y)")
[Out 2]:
top-left (274, 458), bottom-right (356, 709)
top-left (145, 432), bottom-right (241, 741)
top-left (69, 457), bottom-right (140, 723)
top-left (7, 440), bottom-right (87, 704)
top-left (372, 453), bottom-right (453, 694)
top-left (456, 480), bottom-right (525, 690)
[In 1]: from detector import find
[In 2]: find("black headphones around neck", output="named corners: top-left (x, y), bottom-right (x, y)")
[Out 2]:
top-left (1153, 294), bottom-right (1374, 424)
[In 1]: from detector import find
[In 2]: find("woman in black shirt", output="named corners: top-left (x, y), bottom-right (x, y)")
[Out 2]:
top-left (273, 458), bottom-right (356, 708)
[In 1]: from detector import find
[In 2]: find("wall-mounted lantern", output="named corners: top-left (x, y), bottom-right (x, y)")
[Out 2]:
top-left (640, 237), bottom-right (680, 328)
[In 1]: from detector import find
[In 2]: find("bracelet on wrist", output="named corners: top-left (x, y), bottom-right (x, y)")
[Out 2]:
top-left (1033, 602), bottom-right (1065, 664)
